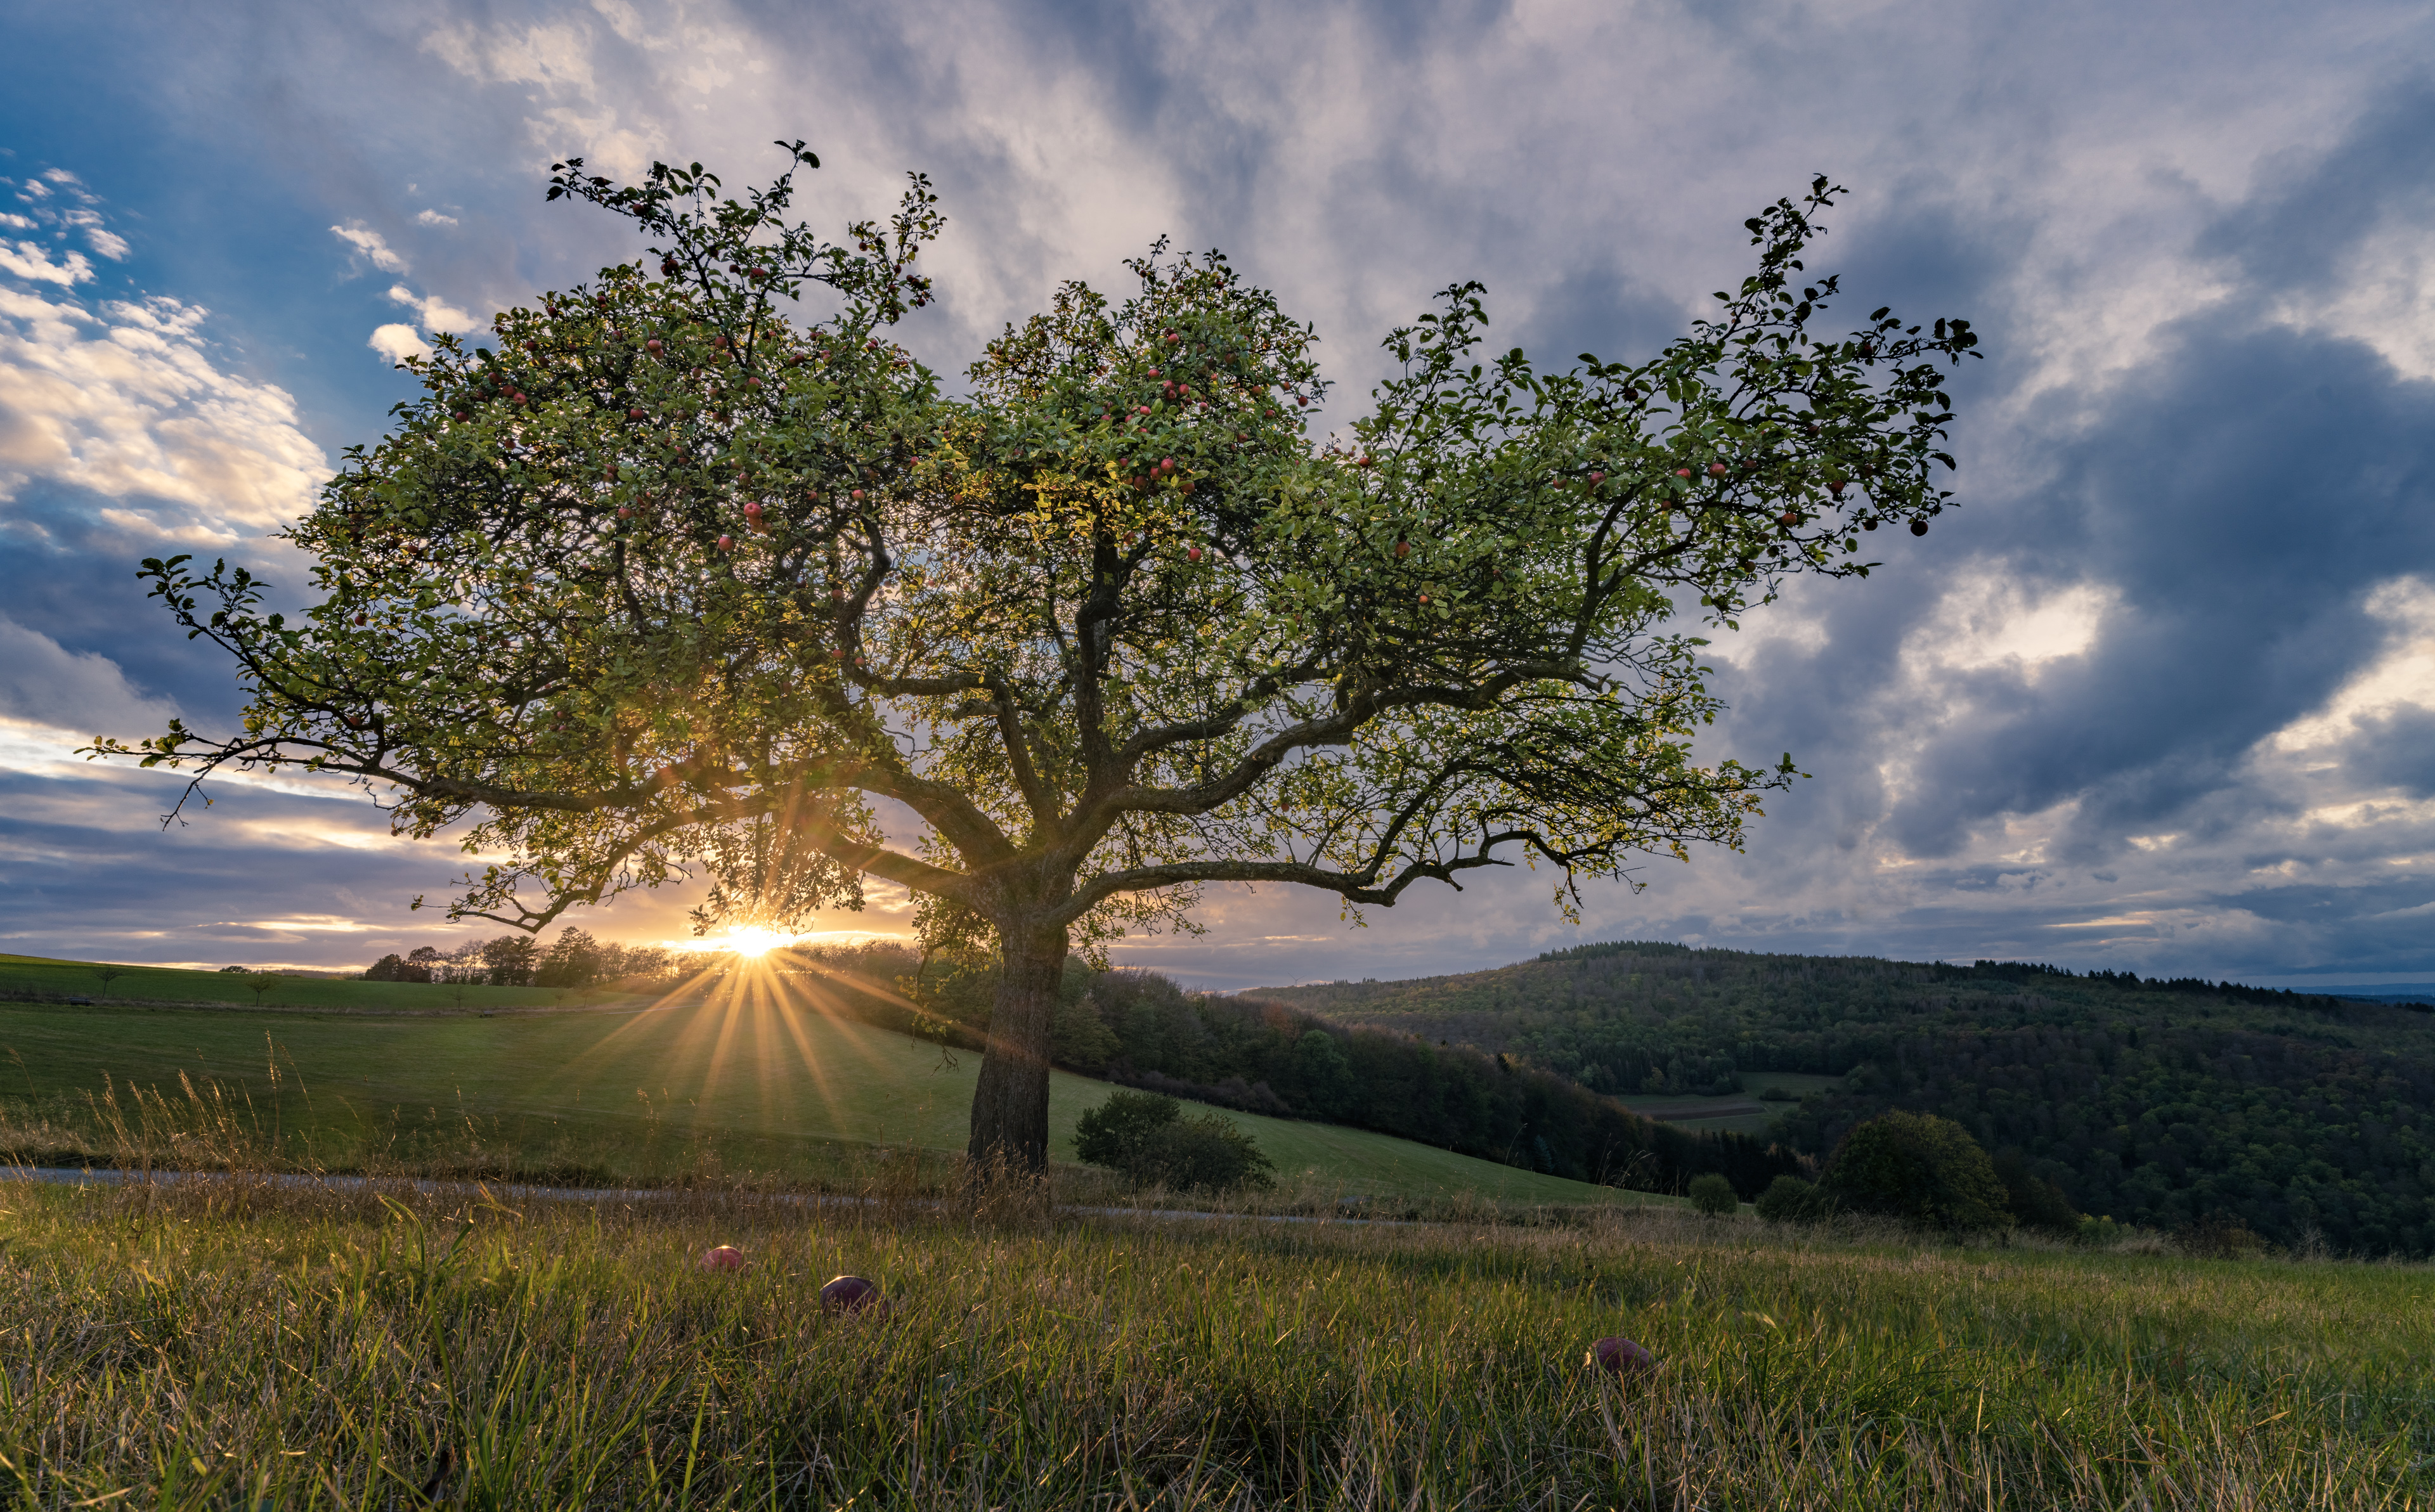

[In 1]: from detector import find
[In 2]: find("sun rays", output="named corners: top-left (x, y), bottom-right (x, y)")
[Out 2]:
top-left (517, 944), bottom-right (957, 1155)
top-left (711, 927), bottom-right (797, 958)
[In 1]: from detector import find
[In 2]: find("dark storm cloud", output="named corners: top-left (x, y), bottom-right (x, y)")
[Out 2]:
top-left (2198, 79), bottom-right (2435, 294)
top-left (1899, 322), bottom-right (2433, 859)
top-left (0, 766), bottom-right (430, 966)
top-left (0, 482), bottom-right (283, 727)
top-left (2344, 706), bottom-right (2435, 798)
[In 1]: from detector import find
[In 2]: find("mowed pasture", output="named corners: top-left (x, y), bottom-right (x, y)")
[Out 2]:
top-left (0, 976), bottom-right (1635, 1208)
top-left (0, 1177), bottom-right (2424, 1509)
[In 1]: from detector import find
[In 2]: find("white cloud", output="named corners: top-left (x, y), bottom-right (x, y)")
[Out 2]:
top-left (329, 221), bottom-right (408, 274)
top-left (0, 282), bottom-right (327, 540)
top-left (589, 0), bottom-right (656, 48)
top-left (385, 283), bottom-right (474, 333)
top-left (0, 616), bottom-right (178, 738)
top-left (418, 15), bottom-right (668, 177)
top-left (421, 18), bottom-right (600, 93)
top-left (368, 322), bottom-right (431, 364)
top-left (0, 240), bottom-right (94, 287)
top-left (85, 227), bottom-right (130, 261)
top-left (1903, 579), bottom-right (2115, 682)
top-left (2271, 220), bottom-right (2435, 383)
top-left (0, 213), bottom-right (31, 231)
top-left (413, 208), bottom-right (459, 228)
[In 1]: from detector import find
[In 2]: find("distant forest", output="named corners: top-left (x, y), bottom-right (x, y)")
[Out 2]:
top-left (1249, 943), bottom-right (2435, 1257)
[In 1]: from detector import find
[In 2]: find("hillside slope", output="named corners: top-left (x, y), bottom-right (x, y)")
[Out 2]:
top-left (1249, 943), bottom-right (2435, 1255)
top-left (0, 988), bottom-right (1635, 1207)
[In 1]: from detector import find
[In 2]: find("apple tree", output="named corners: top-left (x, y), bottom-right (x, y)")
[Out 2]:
top-left (96, 150), bottom-right (1979, 1175)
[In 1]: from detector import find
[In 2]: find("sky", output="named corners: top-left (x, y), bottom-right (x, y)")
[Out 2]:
top-left (1, 0), bottom-right (2431, 990)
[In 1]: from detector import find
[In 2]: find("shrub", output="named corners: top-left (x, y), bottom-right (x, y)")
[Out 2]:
top-left (1824, 1110), bottom-right (2010, 1232)
top-left (1074, 1090), bottom-right (1179, 1168)
top-left (1139, 1117), bottom-right (1275, 1193)
top-left (1687, 1172), bottom-right (1739, 1215)
top-left (2173, 1212), bottom-right (2266, 1260)
top-left (1073, 1090), bottom-right (1275, 1193)
top-left (1753, 1174), bottom-right (1832, 1223)
top-left (2077, 1214), bottom-right (2131, 1248)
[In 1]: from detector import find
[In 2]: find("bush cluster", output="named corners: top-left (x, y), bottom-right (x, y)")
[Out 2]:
top-left (1073, 1091), bottom-right (1275, 1194)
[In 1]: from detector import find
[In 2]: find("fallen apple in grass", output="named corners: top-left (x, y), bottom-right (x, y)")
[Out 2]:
top-left (1589, 1336), bottom-right (1656, 1376)
top-left (700, 1246), bottom-right (746, 1272)
top-left (821, 1274), bottom-right (882, 1315)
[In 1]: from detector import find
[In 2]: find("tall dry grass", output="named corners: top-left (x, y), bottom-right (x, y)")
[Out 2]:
top-left (0, 1171), bottom-right (2424, 1509)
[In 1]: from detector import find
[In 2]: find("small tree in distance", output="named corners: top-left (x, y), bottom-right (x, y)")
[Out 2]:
top-left (244, 972), bottom-right (281, 1009)
top-left (1824, 1110), bottom-right (2010, 1233)
top-left (94, 144), bottom-right (1980, 1177)
top-left (1687, 1171), bottom-right (1739, 1215)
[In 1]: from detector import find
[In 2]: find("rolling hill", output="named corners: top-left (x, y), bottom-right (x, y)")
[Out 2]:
top-left (0, 957), bottom-right (1646, 1208)
top-left (1244, 943), bottom-right (2435, 1255)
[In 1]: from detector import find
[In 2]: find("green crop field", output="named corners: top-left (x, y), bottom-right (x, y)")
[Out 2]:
top-left (0, 977), bottom-right (1634, 1209)
top-left (0, 1177), bottom-right (2422, 1508)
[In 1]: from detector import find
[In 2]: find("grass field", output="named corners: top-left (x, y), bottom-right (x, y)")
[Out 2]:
top-left (1609, 1073), bottom-right (1841, 1138)
top-left (0, 978), bottom-right (1632, 1209)
top-left (0, 952), bottom-right (661, 1013)
top-left (0, 1176), bottom-right (2423, 1509)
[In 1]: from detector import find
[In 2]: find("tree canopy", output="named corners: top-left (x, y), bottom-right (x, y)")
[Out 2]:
top-left (1824, 1109), bottom-right (2011, 1232)
top-left (95, 144), bottom-right (1980, 1173)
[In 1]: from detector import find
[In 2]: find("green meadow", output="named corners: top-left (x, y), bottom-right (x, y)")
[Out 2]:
top-left (0, 953), bottom-right (654, 1013)
top-left (7, 953), bottom-right (2431, 1508)
top-left (0, 1178), bottom-right (2423, 1508)
top-left (0, 968), bottom-right (1630, 1208)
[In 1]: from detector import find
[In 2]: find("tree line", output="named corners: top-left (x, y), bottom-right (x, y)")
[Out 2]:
top-left (1252, 942), bottom-right (2435, 1256)
top-left (363, 927), bottom-right (687, 989)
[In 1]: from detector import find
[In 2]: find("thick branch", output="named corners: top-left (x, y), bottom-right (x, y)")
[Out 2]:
top-left (1045, 846), bottom-right (1523, 929)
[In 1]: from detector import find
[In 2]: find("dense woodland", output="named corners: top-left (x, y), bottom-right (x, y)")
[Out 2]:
top-left (1251, 943), bottom-right (2435, 1256)
top-left (777, 944), bottom-right (1800, 1199)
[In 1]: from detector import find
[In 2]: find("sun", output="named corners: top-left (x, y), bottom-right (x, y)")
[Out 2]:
top-left (716, 927), bottom-right (796, 958)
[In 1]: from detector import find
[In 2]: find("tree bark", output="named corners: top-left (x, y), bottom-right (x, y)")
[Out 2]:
top-left (965, 922), bottom-right (1068, 1175)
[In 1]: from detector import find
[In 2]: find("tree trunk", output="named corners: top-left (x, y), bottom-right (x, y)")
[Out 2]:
top-left (966, 922), bottom-right (1068, 1175)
